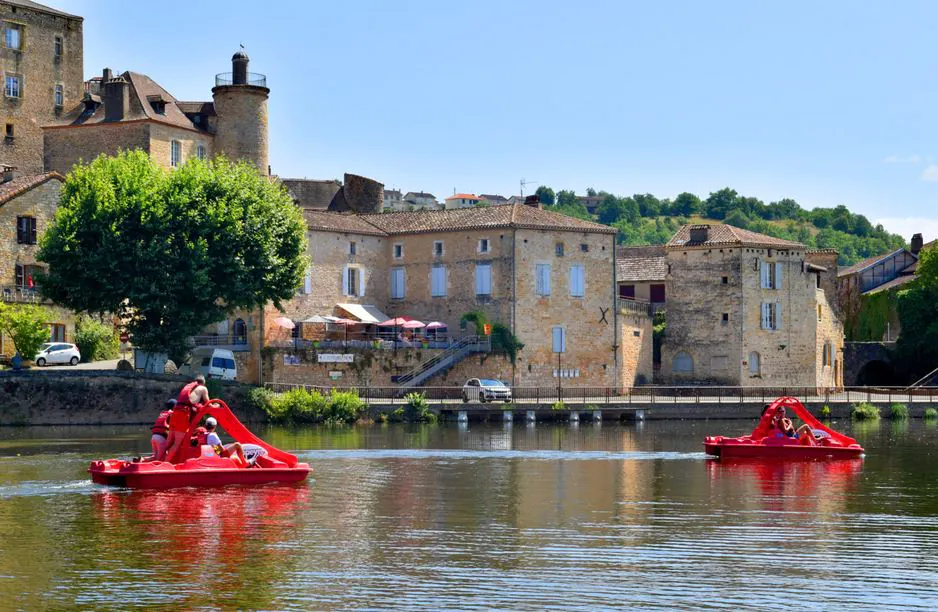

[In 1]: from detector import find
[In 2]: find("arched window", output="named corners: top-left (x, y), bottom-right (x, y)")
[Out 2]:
top-left (672, 351), bottom-right (693, 373)
top-left (749, 351), bottom-right (761, 377)
top-left (233, 318), bottom-right (247, 345)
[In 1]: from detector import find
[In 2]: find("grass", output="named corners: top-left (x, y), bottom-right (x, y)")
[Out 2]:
top-left (850, 403), bottom-right (882, 421)
top-left (889, 403), bottom-right (909, 420)
top-left (552, 400), bottom-right (566, 411)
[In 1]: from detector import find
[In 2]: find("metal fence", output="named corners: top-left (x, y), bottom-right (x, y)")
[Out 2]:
top-left (214, 72), bottom-right (267, 87)
top-left (260, 384), bottom-right (938, 406)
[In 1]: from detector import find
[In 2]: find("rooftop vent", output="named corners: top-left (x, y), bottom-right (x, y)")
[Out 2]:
top-left (912, 233), bottom-right (924, 255)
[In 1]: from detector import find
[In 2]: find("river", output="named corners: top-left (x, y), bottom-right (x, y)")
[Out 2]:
top-left (1, 419), bottom-right (937, 609)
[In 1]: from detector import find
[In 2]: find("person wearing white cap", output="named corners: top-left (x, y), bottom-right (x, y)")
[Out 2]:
top-left (203, 417), bottom-right (247, 465)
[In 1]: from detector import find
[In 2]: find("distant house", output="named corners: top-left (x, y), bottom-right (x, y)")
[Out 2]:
top-left (506, 195), bottom-right (526, 206)
top-left (577, 195), bottom-right (604, 214)
top-left (478, 194), bottom-right (509, 206)
top-left (383, 189), bottom-right (403, 211)
top-left (280, 174), bottom-right (384, 214)
top-left (444, 193), bottom-right (480, 209)
top-left (402, 191), bottom-right (439, 209)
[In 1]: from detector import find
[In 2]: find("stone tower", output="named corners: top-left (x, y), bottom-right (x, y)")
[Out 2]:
top-left (212, 50), bottom-right (269, 175)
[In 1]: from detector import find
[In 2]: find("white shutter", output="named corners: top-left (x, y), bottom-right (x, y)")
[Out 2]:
top-left (358, 268), bottom-right (366, 297)
top-left (760, 303), bottom-right (768, 329)
top-left (570, 265), bottom-right (585, 297)
top-left (342, 266), bottom-right (349, 296)
top-left (432, 265), bottom-right (446, 297)
top-left (775, 262), bottom-right (783, 290)
top-left (775, 301), bottom-right (782, 330)
top-left (476, 264), bottom-right (491, 295)
top-left (552, 326), bottom-right (566, 353)
top-left (537, 264), bottom-right (551, 296)
top-left (304, 269), bottom-right (312, 295)
top-left (759, 260), bottom-right (768, 288)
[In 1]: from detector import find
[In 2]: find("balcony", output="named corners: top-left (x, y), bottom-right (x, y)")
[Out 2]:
top-left (0, 285), bottom-right (47, 304)
top-left (214, 72), bottom-right (267, 87)
top-left (618, 297), bottom-right (654, 317)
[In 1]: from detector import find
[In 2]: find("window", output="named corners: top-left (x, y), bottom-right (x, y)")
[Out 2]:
top-left (650, 284), bottom-right (666, 303)
top-left (433, 241), bottom-right (444, 256)
top-left (233, 319), bottom-right (247, 345)
top-left (4, 123), bottom-right (12, 139)
top-left (535, 263), bottom-right (551, 296)
top-left (390, 267), bottom-right (405, 299)
top-left (816, 273), bottom-right (822, 289)
top-left (343, 266), bottom-right (362, 297)
top-left (580, 243), bottom-right (589, 253)
top-left (50, 323), bottom-right (66, 343)
top-left (749, 351), bottom-right (761, 377)
top-left (475, 263), bottom-right (491, 296)
top-left (822, 341), bottom-right (833, 367)
top-left (818, 305), bottom-right (822, 321)
top-left (54, 35), bottom-right (63, 58)
top-left (16, 216), bottom-right (36, 244)
top-left (569, 264), bottom-right (585, 297)
top-left (672, 352), bottom-right (694, 373)
top-left (15, 264), bottom-right (39, 289)
top-left (5, 24), bottom-right (21, 50)
top-left (393, 243), bottom-right (403, 259)
top-left (478, 238), bottom-right (490, 253)
top-left (196, 143), bottom-right (206, 161)
top-left (301, 267), bottom-right (312, 295)
top-left (170, 140), bottom-right (181, 167)
top-left (721, 276), bottom-right (728, 285)
top-left (4, 74), bottom-right (20, 98)
top-left (54, 83), bottom-right (63, 107)
top-left (551, 326), bottom-right (566, 353)
top-left (349, 241), bottom-right (357, 256)
top-left (620, 284), bottom-right (635, 299)
top-left (212, 357), bottom-right (236, 370)
top-left (760, 260), bottom-right (782, 289)
top-left (760, 302), bottom-right (781, 330)
top-left (721, 313), bottom-right (729, 323)
top-left (431, 264), bottom-right (446, 297)
top-left (555, 242), bottom-right (565, 257)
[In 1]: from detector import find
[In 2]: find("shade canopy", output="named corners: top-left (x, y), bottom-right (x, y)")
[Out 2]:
top-left (378, 317), bottom-right (409, 327)
top-left (272, 316), bottom-right (295, 330)
top-left (401, 320), bottom-right (425, 329)
top-left (425, 321), bottom-right (447, 330)
top-left (331, 318), bottom-right (359, 326)
top-left (336, 303), bottom-right (390, 324)
top-left (301, 314), bottom-right (339, 324)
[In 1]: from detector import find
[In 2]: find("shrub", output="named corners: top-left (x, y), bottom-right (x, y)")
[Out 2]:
top-left (552, 400), bottom-right (566, 411)
top-left (74, 316), bottom-right (120, 362)
top-left (248, 386), bottom-right (275, 413)
top-left (404, 392), bottom-right (437, 423)
top-left (889, 403), bottom-right (909, 420)
top-left (819, 405), bottom-right (831, 418)
top-left (924, 407), bottom-right (938, 420)
top-left (0, 303), bottom-right (51, 361)
top-left (325, 390), bottom-right (365, 424)
top-left (257, 387), bottom-right (365, 425)
top-left (850, 403), bottom-right (881, 421)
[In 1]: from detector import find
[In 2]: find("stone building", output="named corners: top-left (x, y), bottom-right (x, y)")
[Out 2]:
top-left (0, 168), bottom-right (74, 352)
top-left (383, 188), bottom-right (402, 211)
top-left (282, 173), bottom-right (384, 214)
top-left (403, 191), bottom-right (439, 209)
top-left (657, 224), bottom-right (843, 387)
top-left (258, 202), bottom-right (644, 388)
top-left (43, 51), bottom-right (268, 175)
top-left (0, 0), bottom-right (83, 175)
top-left (616, 245), bottom-right (668, 306)
top-left (443, 193), bottom-right (480, 209)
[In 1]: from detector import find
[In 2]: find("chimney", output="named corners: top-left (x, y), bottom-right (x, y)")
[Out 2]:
top-left (912, 233), bottom-right (924, 255)
top-left (103, 74), bottom-right (129, 122)
top-left (689, 225), bottom-right (710, 243)
top-left (102, 67), bottom-right (112, 82)
top-left (1, 165), bottom-right (15, 183)
top-left (524, 194), bottom-right (542, 209)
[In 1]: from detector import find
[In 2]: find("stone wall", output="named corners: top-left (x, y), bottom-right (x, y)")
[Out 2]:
top-left (211, 85), bottom-right (269, 175)
top-left (43, 121), bottom-right (149, 174)
top-left (148, 122), bottom-right (212, 170)
top-left (424, 353), bottom-right (515, 387)
top-left (1, 3), bottom-right (83, 174)
top-left (512, 228), bottom-right (616, 387)
top-left (618, 311), bottom-right (653, 387)
top-left (340, 173), bottom-right (383, 214)
top-left (267, 346), bottom-right (444, 388)
top-left (0, 371), bottom-right (259, 426)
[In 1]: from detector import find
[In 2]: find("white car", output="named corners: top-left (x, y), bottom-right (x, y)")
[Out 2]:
top-left (462, 378), bottom-right (512, 403)
top-left (35, 342), bottom-right (81, 366)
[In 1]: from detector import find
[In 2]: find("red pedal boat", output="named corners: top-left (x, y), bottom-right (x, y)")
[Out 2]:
top-left (704, 396), bottom-right (864, 460)
top-left (89, 399), bottom-right (311, 489)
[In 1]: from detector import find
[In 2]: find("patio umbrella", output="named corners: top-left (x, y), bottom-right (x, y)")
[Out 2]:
top-left (424, 321), bottom-right (446, 330)
top-left (273, 316), bottom-right (295, 330)
top-left (302, 314), bottom-right (337, 324)
top-left (377, 317), bottom-right (408, 326)
top-left (332, 318), bottom-right (358, 348)
top-left (401, 320), bottom-right (425, 329)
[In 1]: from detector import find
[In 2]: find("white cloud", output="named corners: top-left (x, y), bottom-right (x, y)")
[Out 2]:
top-left (921, 165), bottom-right (938, 181)
top-left (875, 217), bottom-right (938, 241)
top-left (883, 154), bottom-right (922, 164)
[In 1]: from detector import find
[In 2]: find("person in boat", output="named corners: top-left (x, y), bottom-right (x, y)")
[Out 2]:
top-left (163, 374), bottom-right (211, 462)
top-left (775, 407), bottom-right (816, 446)
top-left (147, 399), bottom-right (176, 461)
top-left (203, 417), bottom-right (247, 465)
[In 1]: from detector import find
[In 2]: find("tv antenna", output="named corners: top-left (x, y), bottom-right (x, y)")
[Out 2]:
top-left (520, 178), bottom-right (537, 198)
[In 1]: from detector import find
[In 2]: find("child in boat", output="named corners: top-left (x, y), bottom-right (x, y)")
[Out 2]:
top-left (204, 417), bottom-right (248, 465)
top-left (150, 399), bottom-right (175, 461)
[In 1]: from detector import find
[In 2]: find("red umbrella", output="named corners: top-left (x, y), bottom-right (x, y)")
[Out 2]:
top-left (378, 317), bottom-right (408, 326)
top-left (402, 320), bottom-right (425, 329)
top-left (273, 316), bottom-right (295, 330)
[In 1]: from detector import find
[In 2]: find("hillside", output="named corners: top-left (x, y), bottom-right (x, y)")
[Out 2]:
top-left (537, 186), bottom-right (906, 266)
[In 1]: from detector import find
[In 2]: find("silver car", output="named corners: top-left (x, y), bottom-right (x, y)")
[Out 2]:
top-left (462, 378), bottom-right (512, 403)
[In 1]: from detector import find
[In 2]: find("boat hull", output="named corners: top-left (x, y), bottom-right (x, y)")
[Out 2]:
top-left (89, 458), bottom-right (311, 490)
top-left (704, 441), bottom-right (863, 460)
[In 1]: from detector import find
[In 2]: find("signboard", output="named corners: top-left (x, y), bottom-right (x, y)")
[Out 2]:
top-left (482, 323), bottom-right (492, 335)
top-left (329, 371), bottom-right (343, 380)
top-left (318, 353), bottom-right (354, 363)
top-left (283, 354), bottom-right (301, 366)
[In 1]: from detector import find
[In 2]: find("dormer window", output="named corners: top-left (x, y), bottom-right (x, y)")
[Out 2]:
top-left (150, 100), bottom-right (166, 114)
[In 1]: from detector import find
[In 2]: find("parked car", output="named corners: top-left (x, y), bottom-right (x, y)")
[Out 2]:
top-left (462, 378), bottom-right (512, 403)
top-left (34, 343), bottom-right (81, 367)
top-left (177, 347), bottom-right (238, 381)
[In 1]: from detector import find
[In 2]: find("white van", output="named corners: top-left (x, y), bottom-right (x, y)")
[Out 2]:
top-left (177, 347), bottom-right (238, 381)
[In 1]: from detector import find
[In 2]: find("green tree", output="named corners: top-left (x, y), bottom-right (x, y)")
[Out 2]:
top-left (38, 151), bottom-right (308, 359)
top-left (723, 209), bottom-right (751, 229)
top-left (896, 247), bottom-right (938, 381)
top-left (556, 189), bottom-right (578, 207)
top-left (0, 303), bottom-right (51, 361)
top-left (586, 187), bottom-right (597, 197)
top-left (74, 315), bottom-right (119, 362)
top-left (534, 185), bottom-right (555, 205)
top-left (633, 193), bottom-right (661, 217)
top-left (704, 188), bottom-right (739, 220)
top-left (671, 192), bottom-right (702, 216)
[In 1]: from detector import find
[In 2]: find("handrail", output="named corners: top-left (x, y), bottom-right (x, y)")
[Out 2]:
top-left (395, 335), bottom-right (489, 386)
top-left (909, 366), bottom-right (938, 389)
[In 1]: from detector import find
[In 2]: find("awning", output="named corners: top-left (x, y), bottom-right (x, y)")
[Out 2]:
top-left (336, 303), bottom-right (390, 324)
top-left (805, 263), bottom-right (827, 273)
top-left (302, 314), bottom-right (339, 324)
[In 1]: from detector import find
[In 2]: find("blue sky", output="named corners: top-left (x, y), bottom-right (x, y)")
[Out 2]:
top-left (58, 0), bottom-right (938, 239)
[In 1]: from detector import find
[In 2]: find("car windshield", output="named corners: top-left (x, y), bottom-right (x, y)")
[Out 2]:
top-left (39, 343), bottom-right (52, 352)
top-left (480, 379), bottom-right (504, 387)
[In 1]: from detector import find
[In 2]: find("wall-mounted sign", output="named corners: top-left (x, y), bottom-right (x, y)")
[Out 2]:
top-left (329, 371), bottom-right (343, 380)
top-left (283, 354), bottom-right (301, 366)
top-left (318, 353), bottom-right (354, 363)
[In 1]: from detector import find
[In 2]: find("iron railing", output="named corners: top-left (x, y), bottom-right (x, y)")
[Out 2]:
top-left (0, 285), bottom-right (46, 303)
top-left (260, 384), bottom-right (938, 406)
top-left (617, 298), bottom-right (654, 317)
top-left (214, 72), bottom-right (267, 87)
top-left (189, 335), bottom-right (249, 350)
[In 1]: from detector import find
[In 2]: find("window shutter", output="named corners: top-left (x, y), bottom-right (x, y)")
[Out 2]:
top-left (15, 264), bottom-right (23, 288)
top-left (29, 217), bottom-right (36, 244)
top-left (760, 303), bottom-right (768, 329)
top-left (304, 270), bottom-right (312, 295)
top-left (342, 266), bottom-right (349, 296)
top-left (775, 262), bottom-right (783, 290)
top-left (775, 302), bottom-right (782, 330)
top-left (358, 268), bottom-right (366, 297)
top-left (552, 326), bottom-right (566, 353)
top-left (760, 260), bottom-right (768, 288)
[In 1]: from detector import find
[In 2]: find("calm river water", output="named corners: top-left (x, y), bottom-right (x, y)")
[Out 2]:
top-left (1, 419), bottom-right (937, 609)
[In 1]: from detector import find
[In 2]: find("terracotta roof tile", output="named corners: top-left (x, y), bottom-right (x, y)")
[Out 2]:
top-left (0, 173), bottom-right (63, 206)
top-left (303, 210), bottom-right (387, 237)
top-left (666, 224), bottom-right (803, 249)
top-left (616, 246), bottom-right (667, 282)
top-left (445, 193), bottom-right (478, 200)
top-left (6, 0), bottom-right (81, 19)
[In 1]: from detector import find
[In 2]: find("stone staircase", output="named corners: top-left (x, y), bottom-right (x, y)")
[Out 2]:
top-left (393, 336), bottom-right (491, 388)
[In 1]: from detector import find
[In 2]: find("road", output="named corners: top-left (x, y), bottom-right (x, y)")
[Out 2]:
top-left (41, 359), bottom-right (121, 371)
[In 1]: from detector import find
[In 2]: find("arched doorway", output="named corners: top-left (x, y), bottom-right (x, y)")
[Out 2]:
top-left (233, 318), bottom-right (247, 345)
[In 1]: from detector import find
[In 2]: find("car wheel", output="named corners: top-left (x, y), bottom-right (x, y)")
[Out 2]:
top-left (36, 358), bottom-right (46, 367)
top-left (70, 356), bottom-right (79, 366)
top-left (462, 393), bottom-right (469, 403)
top-left (504, 399), bottom-right (511, 404)
top-left (479, 392), bottom-right (486, 403)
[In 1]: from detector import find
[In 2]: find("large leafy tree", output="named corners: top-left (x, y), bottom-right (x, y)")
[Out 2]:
top-left (534, 185), bottom-right (555, 205)
top-left (38, 151), bottom-right (308, 358)
top-left (896, 247), bottom-right (938, 381)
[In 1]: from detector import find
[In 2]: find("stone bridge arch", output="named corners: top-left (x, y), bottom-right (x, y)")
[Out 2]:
top-left (843, 341), bottom-right (897, 386)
